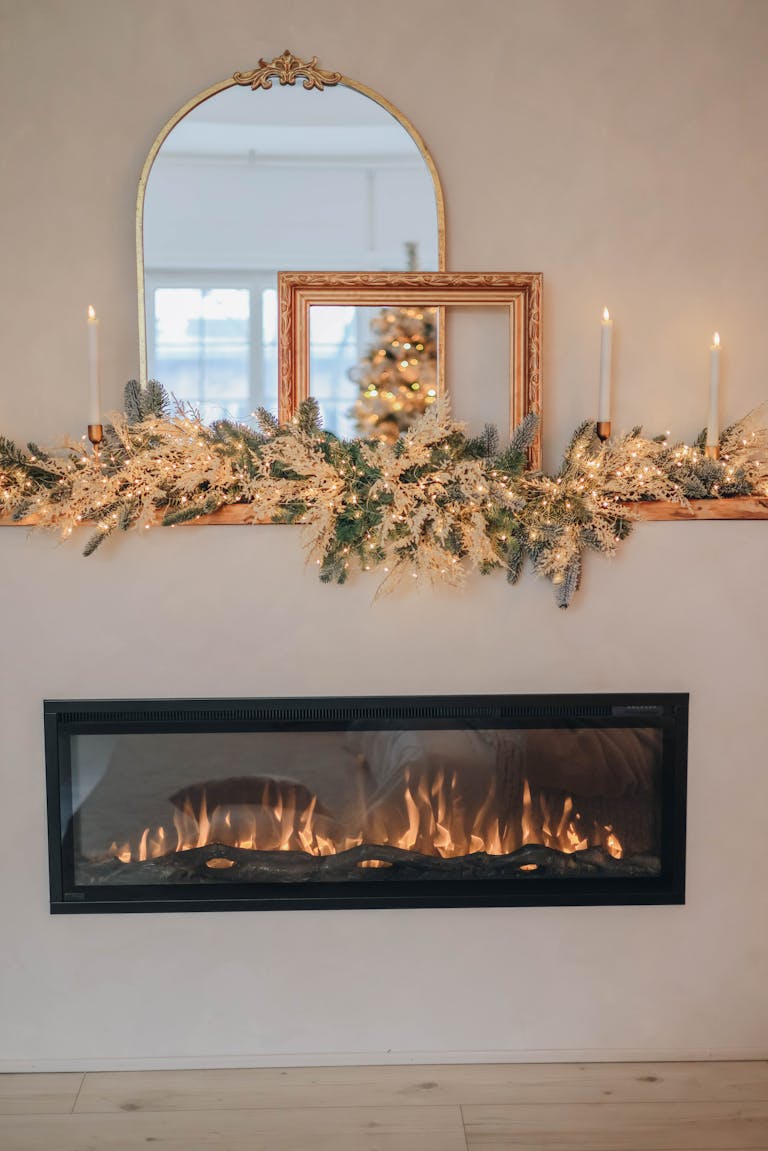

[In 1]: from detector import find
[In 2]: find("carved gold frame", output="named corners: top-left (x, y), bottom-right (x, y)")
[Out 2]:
top-left (135, 51), bottom-right (446, 386)
top-left (278, 272), bottom-right (543, 469)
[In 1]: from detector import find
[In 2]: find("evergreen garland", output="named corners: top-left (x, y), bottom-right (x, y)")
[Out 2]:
top-left (1, 382), bottom-right (766, 608)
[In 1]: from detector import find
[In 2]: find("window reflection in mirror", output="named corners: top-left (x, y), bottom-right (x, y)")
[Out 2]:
top-left (308, 304), bottom-right (439, 440)
top-left (151, 283), bottom-right (277, 425)
top-left (142, 82), bottom-right (440, 424)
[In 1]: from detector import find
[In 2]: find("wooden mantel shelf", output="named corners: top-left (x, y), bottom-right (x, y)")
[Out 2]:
top-left (2, 496), bottom-right (768, 529)
top-left (627, 496), bottom-right (768, 521)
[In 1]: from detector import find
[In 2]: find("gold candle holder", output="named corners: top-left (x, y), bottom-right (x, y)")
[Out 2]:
top-left (704, 443), bottom-right (720, 460)
top-left (87, 423), bottom-right (103, 457)
top-left (596, 420), bottom-right (611, 442)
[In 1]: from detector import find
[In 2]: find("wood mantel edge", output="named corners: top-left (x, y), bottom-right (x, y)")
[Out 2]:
top-left (625, 496), bottom-right (768, 520)
top-left (2, 495), bottom-right (768, 529)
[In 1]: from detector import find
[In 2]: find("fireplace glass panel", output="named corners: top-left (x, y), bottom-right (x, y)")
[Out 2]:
top-left (67, 723), bottom-right (662, 887)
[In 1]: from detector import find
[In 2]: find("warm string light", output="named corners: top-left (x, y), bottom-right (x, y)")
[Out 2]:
top-left (2, 392), bottom-right (767, 606)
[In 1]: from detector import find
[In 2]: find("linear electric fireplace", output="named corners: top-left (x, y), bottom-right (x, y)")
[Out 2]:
top-left (45, 694), bottom-right (687, 913)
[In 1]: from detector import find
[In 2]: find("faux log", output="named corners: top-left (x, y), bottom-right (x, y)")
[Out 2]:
top-left (75, 841), bottom-right (661, 886)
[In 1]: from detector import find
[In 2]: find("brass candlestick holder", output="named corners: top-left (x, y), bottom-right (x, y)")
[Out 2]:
top-left (596, 420), bottom-right (611, 442)
top-left (704, 443), bottom-right (720, 460)
top-left (87, 423), bottom-right (103, 458)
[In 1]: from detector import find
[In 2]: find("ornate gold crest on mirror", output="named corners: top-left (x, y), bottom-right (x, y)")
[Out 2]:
top-left (137, 51), bottom-right (445, 431)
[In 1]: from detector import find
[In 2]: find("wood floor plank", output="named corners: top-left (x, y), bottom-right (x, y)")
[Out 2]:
top-left (0, 1073), bottom-right (83, 1115)
top-left (462, 1100), bottom-right (768, 1149)
top-left (74, 1061), bottom-right (768, 1114)
top-left (0, 1103), bottom-right (468, 1151)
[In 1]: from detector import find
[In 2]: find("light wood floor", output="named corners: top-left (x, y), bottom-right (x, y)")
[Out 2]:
top-left (1, 1061), bottom-right (767, 1150)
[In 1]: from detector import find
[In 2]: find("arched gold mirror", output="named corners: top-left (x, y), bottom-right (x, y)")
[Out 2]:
top-left (137, 51), bottom-right (445, 433)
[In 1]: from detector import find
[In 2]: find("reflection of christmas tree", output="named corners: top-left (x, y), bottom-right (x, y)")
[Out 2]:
top-left (349, 305), bottom-right (438, 441)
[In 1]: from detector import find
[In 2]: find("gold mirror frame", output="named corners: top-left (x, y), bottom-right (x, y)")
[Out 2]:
top-left (135, 50), bottom-right (446, 388)
top-left (279, 272), bottom-right (543, 469)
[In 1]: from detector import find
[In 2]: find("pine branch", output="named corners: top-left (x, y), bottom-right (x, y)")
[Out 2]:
top-left (482, 423), bottom-right (500, 457)
top-left (297, 397), bottom-right (323, 435)
top-left (117, 503), bottom-right (136, 531)
top-left (212, 420), bottom-right (266, 452)
top-left (161, 494), bottom-right (223, 526)
top-left (271, 499), bottom-right (308, 524)
top-left (143, 380), bottom-right (170, 419)
top-left (83, 525), bottom-right (113, 556)
top-left (555, 556), bottom-right (582, 609)
top-left (26, 442), bottom-right (52, 463)
top-left (123, 379), bottom-right (170, 423)
top-left (123, 380), bottom-right (143, 424)
top-left (505, 537), bottom-right (525, 583)
top-left (564, 420), bottom-right (597, 458)
top-left (465, 424), bottom-right (499, 458)
top-left (0, 435), bottom-right (60, 487)
top-left (319, 548), bottom-right (348, 584)
top-left (493, 446), bottom-right (528, 478)
top-left (508, 411), bottom-right (540, 456)
top-left (255, 408), bottom-right (280, 435)
top-left (162, 503), bottom-right (210, 526)
top-left (0, 435), bottom-right (27, 468)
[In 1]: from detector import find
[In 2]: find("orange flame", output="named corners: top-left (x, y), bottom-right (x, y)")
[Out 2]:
top-left (104, 771), bottom-right (623, 865)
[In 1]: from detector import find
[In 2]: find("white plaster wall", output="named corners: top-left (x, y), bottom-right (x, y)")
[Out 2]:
top-left (0, 0), bottom-right (767, 1069)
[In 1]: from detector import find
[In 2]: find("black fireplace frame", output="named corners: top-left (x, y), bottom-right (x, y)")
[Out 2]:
top-left (45, 693), bottom-right (688, 914)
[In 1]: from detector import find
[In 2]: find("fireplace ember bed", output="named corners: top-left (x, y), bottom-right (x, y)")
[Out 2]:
top-left (45, 694), bottom-right (687, 913)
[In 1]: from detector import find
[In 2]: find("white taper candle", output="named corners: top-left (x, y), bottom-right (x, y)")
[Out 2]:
top-left (87, 305), bottom-right (101, 426)
top-left (598, 307), bottom-right (613, 423)
top-left (707, 332), bottom-right (720, 448)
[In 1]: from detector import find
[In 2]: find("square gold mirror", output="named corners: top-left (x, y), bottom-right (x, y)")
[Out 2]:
top-left (278, 272), bottom-right (542, 468)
